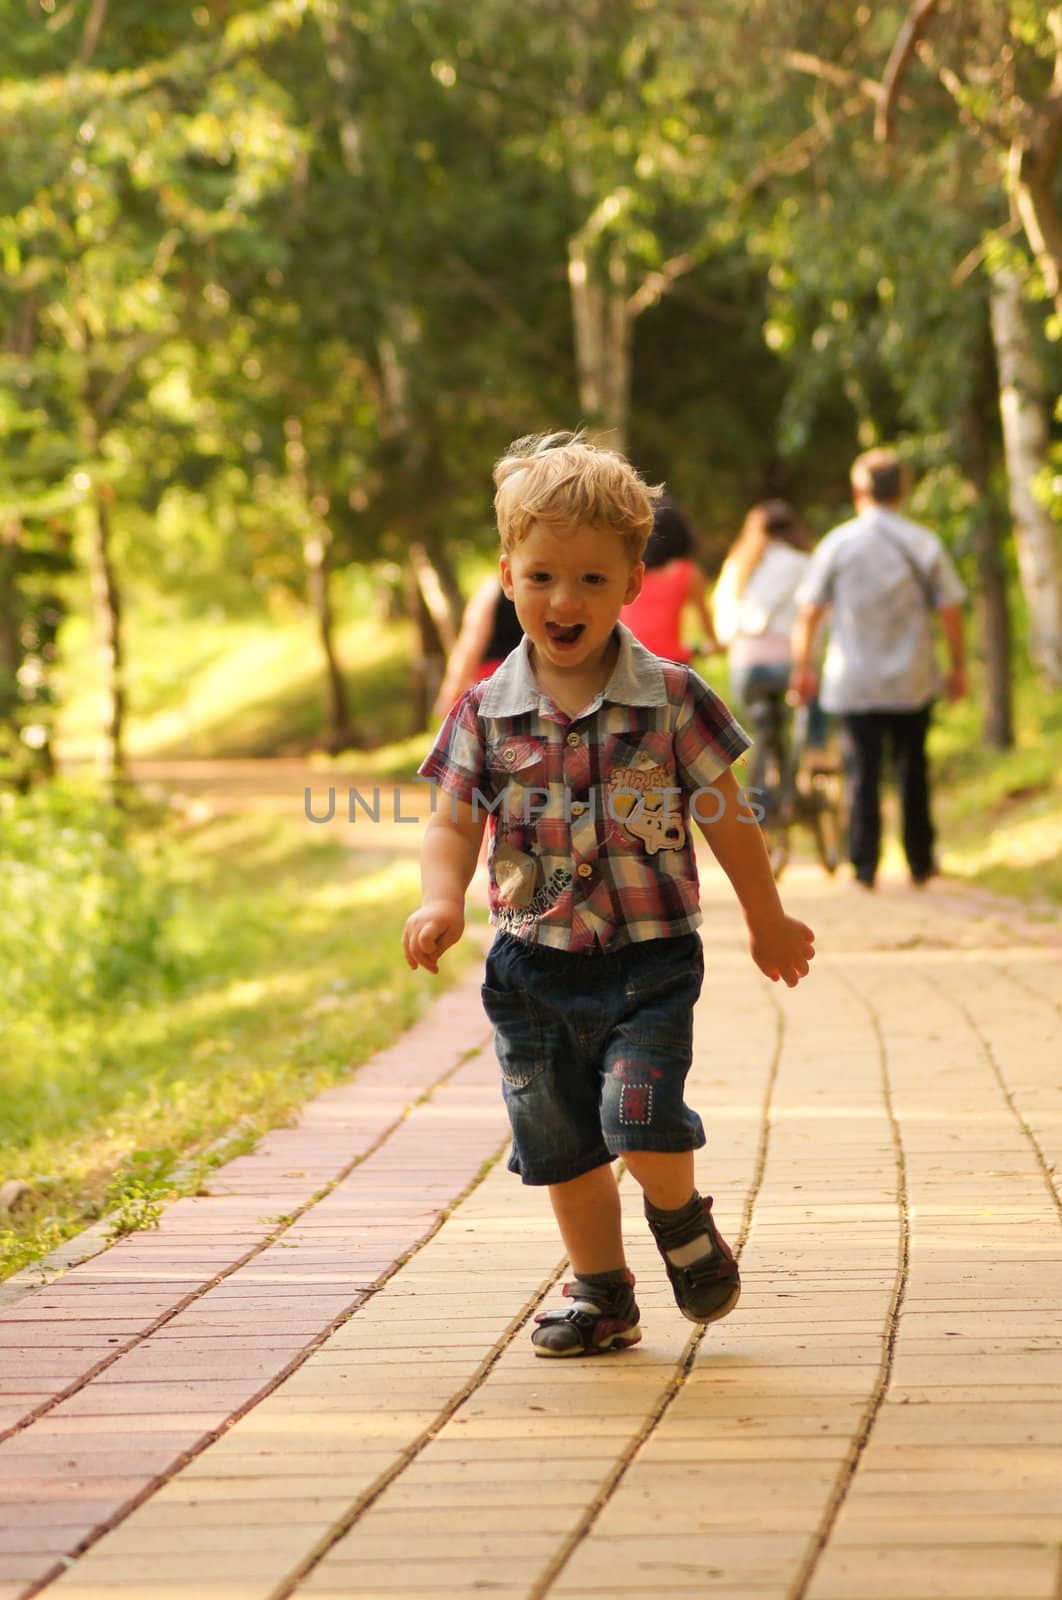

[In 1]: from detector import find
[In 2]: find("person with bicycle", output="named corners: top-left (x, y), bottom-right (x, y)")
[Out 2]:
top-left (789, 448), bottom-right (967, 890)
top-left (712, 501), bottom-right (815, 801)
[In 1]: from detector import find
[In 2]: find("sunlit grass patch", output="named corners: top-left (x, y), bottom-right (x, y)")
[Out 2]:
top-left (931, 671), bottom-right (1062, 906)
top-left (57, 604), bottom-right (418, 762)
top-left (0, 810), bottom-right (471, 1279)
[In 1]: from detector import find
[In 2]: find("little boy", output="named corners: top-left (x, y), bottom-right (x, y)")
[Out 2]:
top-left (403, 433), bottom-right (814, 1357)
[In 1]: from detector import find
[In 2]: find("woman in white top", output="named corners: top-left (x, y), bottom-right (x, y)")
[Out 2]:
top-left (712, 499), bottom-right (813, 715)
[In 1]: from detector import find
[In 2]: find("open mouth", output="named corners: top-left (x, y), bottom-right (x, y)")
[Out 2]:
top-left (546, 622), bottom-right (585, 647)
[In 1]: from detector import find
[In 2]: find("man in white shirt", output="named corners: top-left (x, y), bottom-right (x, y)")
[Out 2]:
top-left (790, 449), bottom-right (967, 889)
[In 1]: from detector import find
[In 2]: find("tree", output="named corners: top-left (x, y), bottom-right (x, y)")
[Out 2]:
top-left (874, 0), bottom-right (1062, 685)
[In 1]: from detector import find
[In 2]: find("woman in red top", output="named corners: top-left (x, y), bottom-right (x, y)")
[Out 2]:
top-left (621, 498), bottom-right (719, 662)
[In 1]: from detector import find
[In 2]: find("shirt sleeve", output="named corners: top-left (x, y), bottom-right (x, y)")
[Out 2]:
top-left (418, 690), bottom-right (488, 803)
top-left (795, 541), bottom-right (836, 608)
top-left (673, 668), bottom-right (752, 791)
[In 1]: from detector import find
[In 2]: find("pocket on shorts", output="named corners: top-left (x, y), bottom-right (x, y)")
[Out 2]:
top-left (481, 984), bottom-right (547, 1090)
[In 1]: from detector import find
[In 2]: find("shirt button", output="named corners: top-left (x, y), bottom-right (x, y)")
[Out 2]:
top-left (566, 732), bottom-right (581, 747)
top-left (570, 802), bottom-right (586, 816)
top-left (502, 748), bottom-right (516, 764)
top-left (576, 862), bottom-right (593, 878)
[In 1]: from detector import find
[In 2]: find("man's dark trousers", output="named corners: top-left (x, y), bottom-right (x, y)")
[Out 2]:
top-left (839, 706), bottom-right (934, 886)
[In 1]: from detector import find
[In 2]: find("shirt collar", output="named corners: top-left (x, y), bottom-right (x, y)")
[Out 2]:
top-left (478, 622), bottom-right (669, 720)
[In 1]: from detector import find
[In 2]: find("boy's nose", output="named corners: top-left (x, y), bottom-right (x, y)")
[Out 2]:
top-left (550, 580), bottom-right (583, 612)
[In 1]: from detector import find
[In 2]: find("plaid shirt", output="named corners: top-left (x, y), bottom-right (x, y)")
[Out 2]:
top-left (420, 624), bottom-right (750, 953)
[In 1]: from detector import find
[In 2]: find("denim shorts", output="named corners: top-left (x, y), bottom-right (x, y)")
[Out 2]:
top-left (481, 931), bottom-right (706, 1186)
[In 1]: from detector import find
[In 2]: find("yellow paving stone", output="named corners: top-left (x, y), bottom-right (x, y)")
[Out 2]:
top-left (887, 1384), bottom-right (1062, 1404)
top-left (675, 1365), bottom-right (877, 1396)
top-left (844, 1465), bottom-right (1062, 1504)
top-left (112, 1496), bottom-right (355, 1527)
top-left (890, 1351), bottom-right (1062, 1385)
top-left (52, 1585), bottom-right (272, 1600)
top-left (829, 1514), bottom-right (1062, 1545)
top-left (550, 1529), bottom-right (810, 1587)
top-left (294, 1592), bottom-right (529, 1600)
top-left (443, 1413), bottom-right (646, 1439)
top-left (634, 1434), bottom-right (851, 1462)
top-left (74, 1521), bottom-right (331, 1558)
top-left (326, 1510), bottom-right (574, 1546)
top-left (804, 1540), bottom-right (1059, 1599)
top-left (292, 1565), bottom-right (535, 1595)
top-left (369, 1477), bottom-right (604, 1508)
top-left (55, 1552), bottom-right (300, 1583)
top-left (154, 1468), bottom-right (391, 1502)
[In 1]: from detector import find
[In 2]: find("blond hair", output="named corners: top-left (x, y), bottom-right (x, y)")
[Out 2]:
top-left (493, 431), bottom-right (661, 564)
top-left (726, 500), bottom-right (812, 595)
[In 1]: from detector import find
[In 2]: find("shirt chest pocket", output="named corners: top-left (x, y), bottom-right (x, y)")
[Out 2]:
top-left (486, 735), bottom-right (548, 797)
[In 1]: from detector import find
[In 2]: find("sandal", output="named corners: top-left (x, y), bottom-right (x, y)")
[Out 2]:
top-left (531, 1269), bottom-right (641, 1358)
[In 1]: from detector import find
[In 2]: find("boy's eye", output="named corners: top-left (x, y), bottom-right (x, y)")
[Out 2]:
top-left (527, 570), bottom-right (551, 584)
top-left (583, 573), bottom-right (607, 585)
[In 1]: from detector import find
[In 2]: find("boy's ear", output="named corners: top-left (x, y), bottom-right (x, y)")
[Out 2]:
top-left (624, 561), bottom-right (645, 605)
top-left (499, 554), bottom-right (515, 599)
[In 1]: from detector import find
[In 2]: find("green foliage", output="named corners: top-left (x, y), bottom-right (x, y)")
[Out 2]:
top-left (104, 1148), bottom-right (177, 1240)
top-left (0, 782), bottom-right (178, 1025)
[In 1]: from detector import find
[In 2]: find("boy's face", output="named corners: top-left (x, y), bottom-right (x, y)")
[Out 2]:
top-left (500, 520), bottom-right (643, 676)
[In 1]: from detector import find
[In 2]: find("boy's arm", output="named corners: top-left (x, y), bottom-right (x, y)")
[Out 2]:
top-left (694, 769), bottom-right (815, 987)
top-left (403, 799), bottom-right (487, 974)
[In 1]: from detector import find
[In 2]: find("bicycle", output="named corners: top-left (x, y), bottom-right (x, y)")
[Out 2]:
top-left (741, 688), bottom-right (845, 882)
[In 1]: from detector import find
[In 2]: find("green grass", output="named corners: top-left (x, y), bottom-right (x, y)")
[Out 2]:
top-left (929, 671), bottom-right (1062, 909)
top-left (0, 805), bottom-right (477, 1279)
top-left (56, 594), bottom-right (419, 763)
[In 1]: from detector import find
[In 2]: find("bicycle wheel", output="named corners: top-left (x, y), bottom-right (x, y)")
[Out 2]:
top-left (810, 776), bottom-right (842, 874)
top-left (758, 742), bottom-right (791, 881)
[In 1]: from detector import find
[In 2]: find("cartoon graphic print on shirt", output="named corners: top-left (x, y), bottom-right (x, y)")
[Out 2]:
top-left (608, 741), bottom-right (686, 856)
top-left (494, 864), bottom-right (573, 933)
top-left (493, 842), bottom-right (543, 909)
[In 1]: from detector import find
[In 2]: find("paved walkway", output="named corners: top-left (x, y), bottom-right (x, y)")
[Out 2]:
top-left (2, 825), bottom-right (1061, 1597)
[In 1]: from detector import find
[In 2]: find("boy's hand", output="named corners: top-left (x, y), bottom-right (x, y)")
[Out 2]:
top-left (749, 914), bottom-right (815, 987)
top-left (403, 899), bottom-right (465, 974)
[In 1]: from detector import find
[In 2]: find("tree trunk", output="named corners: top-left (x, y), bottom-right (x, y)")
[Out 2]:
top-left (1008, 5), bottom-right (1062, 329)
top-left (409, 542), bottom-right (458, 656)
top-left (304, 528), bottom-right (353, 752)
top-left (404, 560), bottom-right (444, 731)
top-left (87, 489), bottom-right (126, 786)
top-left (956, 339), bottom-right (1013, 749)
top-left (568, 233), bottom-right (631, 451)
top-left (988, 267), bottom-right (1062, 686)
top-left (285, 416), bottom-right (358, 750)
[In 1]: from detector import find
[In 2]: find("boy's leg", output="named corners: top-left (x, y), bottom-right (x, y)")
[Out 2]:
top-left (533, 1164), bottom-right (640, 1358)
top-left (622, 1149), bottom-right (694, 1209)
top-left (547, 1164), bottom-right (626, 1274)
top-left (625, 1149), bottom-right (740, 1326)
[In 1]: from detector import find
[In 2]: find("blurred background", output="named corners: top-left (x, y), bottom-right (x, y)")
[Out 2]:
top-left (1, 1), bottom-right (1060, 1270)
